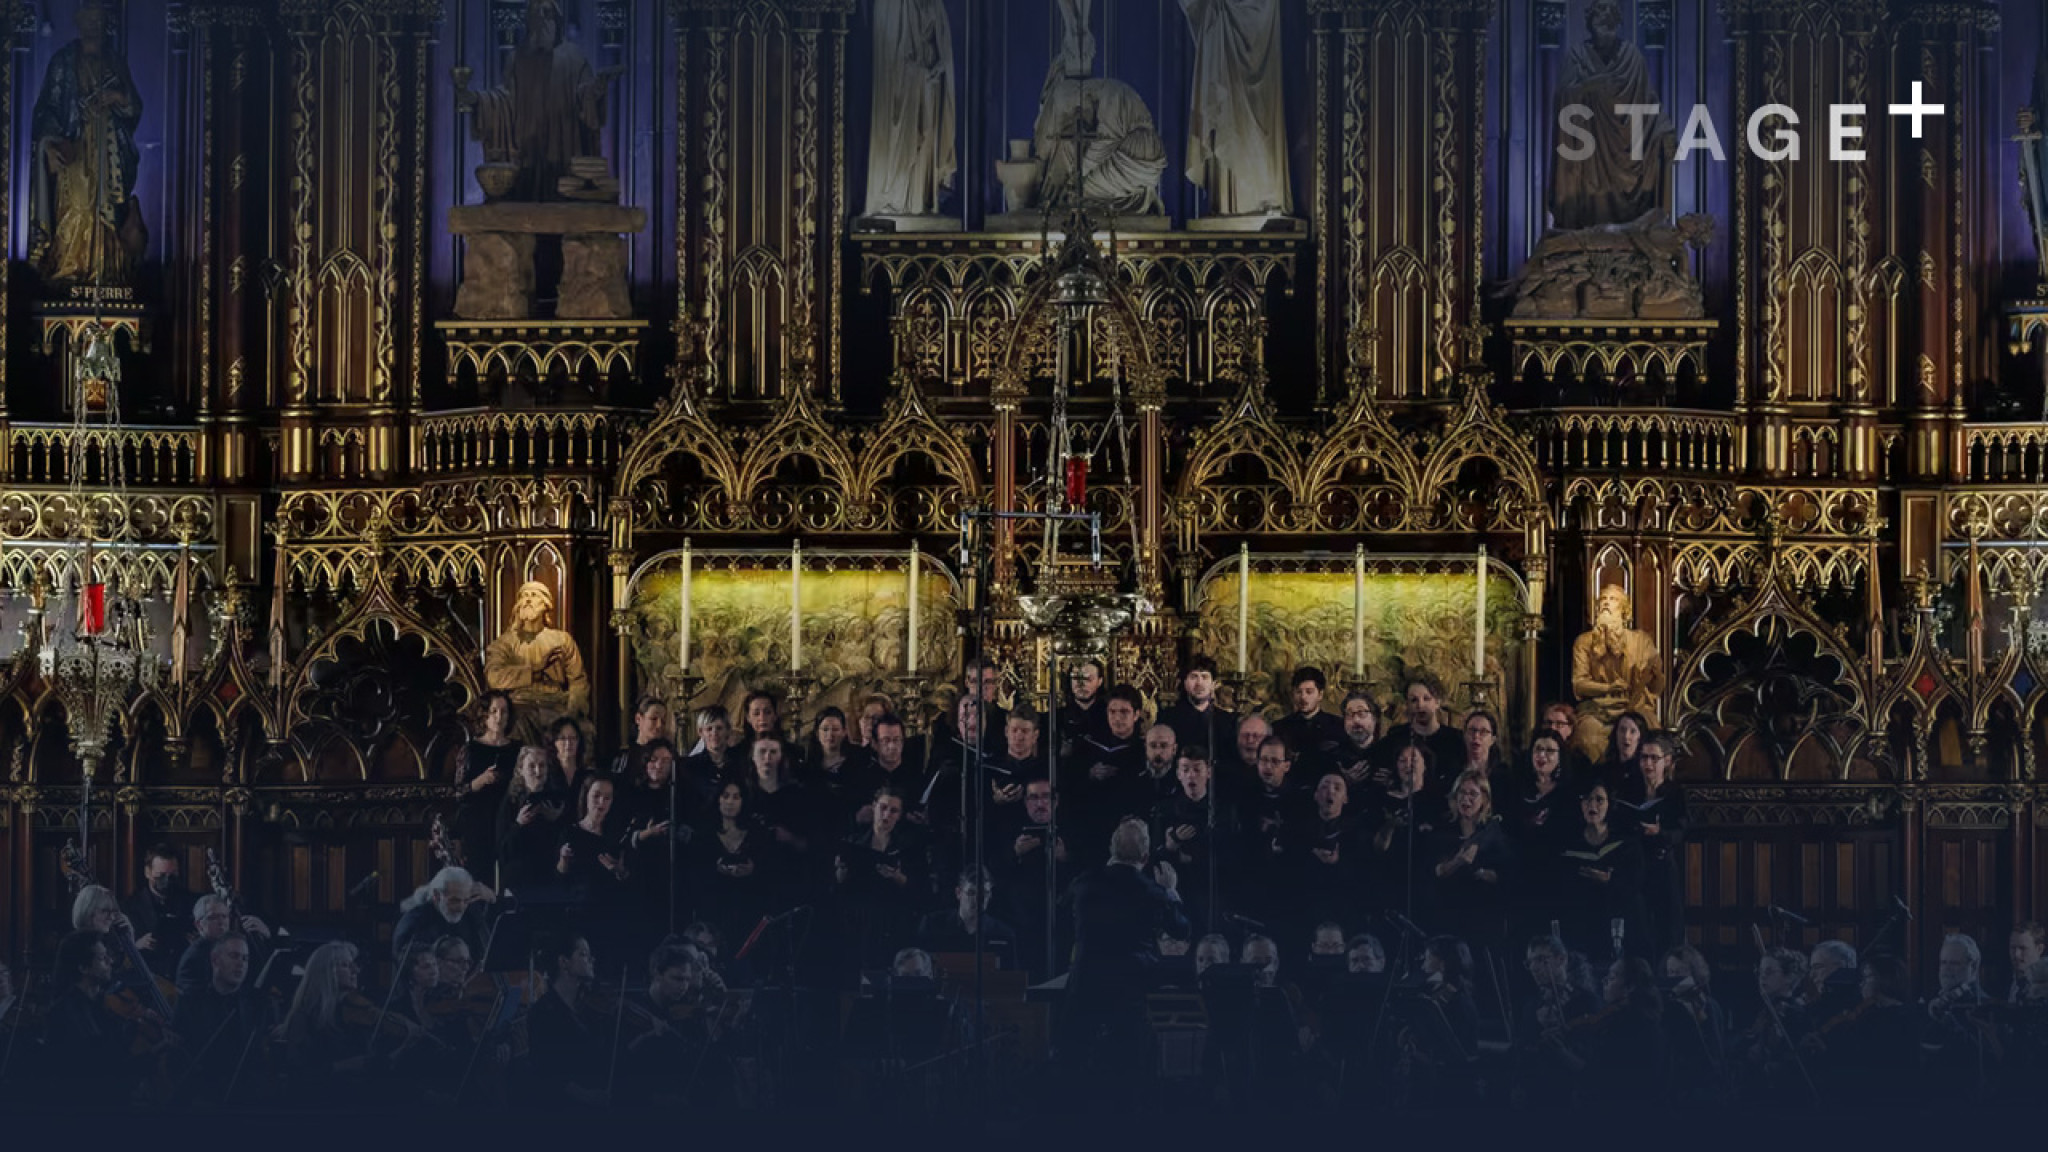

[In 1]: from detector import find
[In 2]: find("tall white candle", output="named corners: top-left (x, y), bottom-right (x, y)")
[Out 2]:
top-left (1353, 544), bottom-right (1366, 679)
top-left (1473, 544), bottom-right (1488, 680)
top-left (679, 539), bottom-right (693, 673)
top-left (1237, 544), bottom-right (1251, 676)
top-left (906, 544), bottom-right (920, 674)
top-left (790, 540), bottom-right (803, 673)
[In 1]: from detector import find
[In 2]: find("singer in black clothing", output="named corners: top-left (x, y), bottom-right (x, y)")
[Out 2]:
top-left (1287, 772), bottom-right (1368, 937)
top-left (1158, 657), bottom-right (1238, 755)
top-left (1377, 680), bottom-right (1468, 792)
top-left (833, 787), bottom-right (929, 972)
top-left (452, 692), bottom-right (522, 880)
top-left (1555, 783), bottom-right (1645, 959)
top-left (1272, 667), bottom-right (1346, 769)
top-left (1625, 735), bottom-right (1688, 955)
top-left (1151, 748), bottom-right (1235, 932)
top-left (1059, 658), bottom-right (1110, 748)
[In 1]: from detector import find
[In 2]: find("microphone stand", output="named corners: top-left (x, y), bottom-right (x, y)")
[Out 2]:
top-left (1046, 658), bottom-right (1060, 980)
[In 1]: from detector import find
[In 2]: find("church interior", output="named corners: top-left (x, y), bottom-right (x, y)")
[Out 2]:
top-left (4, 0), bottom-right (2048, 1122)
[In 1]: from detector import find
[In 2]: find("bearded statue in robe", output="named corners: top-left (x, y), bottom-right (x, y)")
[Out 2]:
top-left (1570, 583), bottom-right (1663, 759)
top-left (1179, 0), bottom-right (1291, 217)
top-left (30, 1), bottom-right (146, 287)
top-left (864, 0), bottom-right (957, 218)
top-left (484, 581), bottom-right (591, 741)
top-left (455, 0), bottom-right (620, 202)
top-left (1548, 0), bottom-right (1673, 231)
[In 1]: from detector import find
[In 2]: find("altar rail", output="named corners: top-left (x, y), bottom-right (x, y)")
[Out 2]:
top-left (1964, 423), bottom-right (2048, 485)
top-left (1, 422), bottom-right (203, 487)
top-left (1523, 407), bottom-right (1742, 477)
top-left (412, 407), bottom-right (633, 475)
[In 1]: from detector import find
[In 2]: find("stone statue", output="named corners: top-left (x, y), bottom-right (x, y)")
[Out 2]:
top-left (1570, 582), bottom-right (1664, 760)
top-left (2020, 54), bottom-right (2048, 292)
top-left (1548, 0), bottom-right (1673, 231)
top-left (30, 0), bottom-right (146, 288)
top-left (863, 0), bottom-right (957, 219)
top-left (1033, 5), bottom-right (1166, 218)
top-left (484, 581), bottom-right (591, 739)
top-left (453, 0), bottom-right (623, 203)
top-left (1179, 0), bottom-right (1291, 218)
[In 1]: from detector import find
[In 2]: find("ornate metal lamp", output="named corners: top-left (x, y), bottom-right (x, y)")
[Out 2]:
top-left (35, 304), bottom-right (160, 860)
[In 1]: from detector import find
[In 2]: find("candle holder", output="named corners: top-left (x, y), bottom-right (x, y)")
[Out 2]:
top-left (781, 672), bottom-right (817, 737)
top-left (1221, 671), bottom-right (1257, 717)
top-left (888, 673), bottom-right (933, 737)
top-left (666, 669), bottom-right (706, 740)
top-left (1463, 679), bottom-right (1496, 713)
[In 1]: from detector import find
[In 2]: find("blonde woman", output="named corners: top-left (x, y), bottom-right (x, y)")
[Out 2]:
top-left (498, 744), bottom-right (566, 890)
top-left (272, 940), bottom-right (369, 1097)
top-left (1426, 769), bottom-right (1513, 941)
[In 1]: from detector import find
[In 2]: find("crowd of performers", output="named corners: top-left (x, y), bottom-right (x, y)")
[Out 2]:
top-left (6, 657), bottom-right (2048, 1116)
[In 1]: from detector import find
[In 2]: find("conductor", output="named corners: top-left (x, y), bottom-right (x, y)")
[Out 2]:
top-left (1061, 817), bottom-right (1190, 1093)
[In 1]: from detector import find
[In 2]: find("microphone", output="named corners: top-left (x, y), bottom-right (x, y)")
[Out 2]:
top-left (1768, 904), bottom-right (1811, 926)
top-left (1892, 895), bottom-right (1913, 922)
top-left (1610, 917), bottom-right (1626, 959)
top-left (346, 871), bottom-right (381, 901)
top-left (1226, 912), bottom-right (1267, 931)
top-left (763, 904), bottom-right (812, 926)
top-left (1385, 910), bottom-right (1425, 939)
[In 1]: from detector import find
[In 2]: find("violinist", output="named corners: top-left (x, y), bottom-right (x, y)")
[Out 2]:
top-left (1738, 946), bottom-right (1811, 1104)
top-left (1512, 935), bottom-right (1596, 1107)
top-left (1802, 955), bottom-right (1918, 1107)
top-left (524, 934), bottom-right (608, 1106)
top-left (1660, 944), bottom-right (1729, 1100)
top-left (2005, 921), bottom-right (2046, 1004)
top-left (43, 930), bottom-right (168, 1104)
top-left (393, 866), bottom-right (495, 963)
top-left (1545, 957), bottom-right (1665, 1103)
top-left (1804, 939), bottom-right (1860, 1025)
top-left (614, 942), bottom-right (716, 1106)
top-left (1920, 932), bottom-right (1992, 1091)
top-left (126, 844), bottom-right (197, 972)
top-left (1392, 935), bottom-right (1480, 1106)
top-left (272, 941), bottom-right (381, 1103)
top-left (168, 932), bottom-right (276, 1104)
top-left (72, 884), bottom-right (179, 1029)
top-left (176, 894), bottom-right (272, 996)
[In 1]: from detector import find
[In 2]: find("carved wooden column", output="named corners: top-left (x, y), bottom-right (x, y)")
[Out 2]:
top-left (671, 0), bottom-right (852, 403)
top-left (278, 0), bottom-right (437, 483)
top-left (1900, 7), bottom-right (1997, 485)
top-left (194, 3), bottom-right (275, 487)
top-left (0, 1), bottom-right (26, 468)
top-left (1309, 0), bottom-right (1493, 403)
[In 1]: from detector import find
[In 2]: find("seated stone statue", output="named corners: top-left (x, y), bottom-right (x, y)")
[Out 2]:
top-left (1032, 50), bottom-right (1166, 217)
top-left (483, 581), bottom-right (590, 741)
top-left (1570, 583), bottom-right (1663, 760)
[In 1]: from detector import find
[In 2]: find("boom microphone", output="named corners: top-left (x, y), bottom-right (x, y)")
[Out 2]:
top-left (1769, 905), bottom-right (1811, 926)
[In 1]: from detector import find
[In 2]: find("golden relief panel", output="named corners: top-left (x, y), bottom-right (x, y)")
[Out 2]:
top-left (627, 552), bottom-right (961, 724)
top-left (1191, 559), bottom-right (1526, 723)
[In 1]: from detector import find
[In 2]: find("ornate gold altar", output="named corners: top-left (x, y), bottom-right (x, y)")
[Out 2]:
top-left (0, 0), bottom-right (2043, 972)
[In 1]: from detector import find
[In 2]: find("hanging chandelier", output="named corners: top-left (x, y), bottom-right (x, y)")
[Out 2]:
top-left (1018, 107), bottom-right (1150, 652)
top-left (37, 315), bottom-right (159, 790)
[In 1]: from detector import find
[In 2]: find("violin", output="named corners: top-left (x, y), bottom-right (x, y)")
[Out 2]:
top-left (58, 842), bottom-right (179, 1048)
top-left (340, 989), bottom-right (445, 1058)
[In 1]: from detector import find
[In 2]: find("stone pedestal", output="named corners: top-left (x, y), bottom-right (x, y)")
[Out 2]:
top-left (449, 202), bottom-right (648, 321)
top-left (558, 233), bottom-right (631, 319)
top-left (453, 232), bottom-right (536, 320)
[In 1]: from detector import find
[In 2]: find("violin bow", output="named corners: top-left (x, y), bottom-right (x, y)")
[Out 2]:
top-left (453, 987), bottom-right (508, 1104)
top-left (0, 971), bottom-right (31, 1092)
top-left (601, 960), bottom-right (631, 1106)
top-left (363, 939), bottom-right (420, 1059)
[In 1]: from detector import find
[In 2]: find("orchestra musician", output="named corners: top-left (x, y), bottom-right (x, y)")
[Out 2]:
top-left (525, 934), bottom-right (609, 1105)
top-left (42, 930), bottom-right (171, 1104)
top-left (124, 845), bottom-right (197, 973)
top-left (392, 866), bottom-right (495, 963)
top-left (1661, 943), bottom-right (1730, 1100)
top-left (176, 893), bottom-right (272, 996)
top-left (167, 932), bottom-right (276, 1104)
